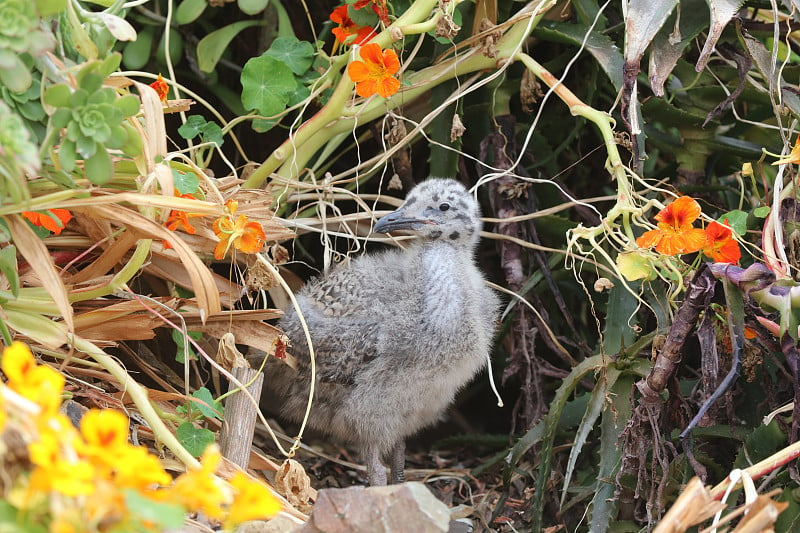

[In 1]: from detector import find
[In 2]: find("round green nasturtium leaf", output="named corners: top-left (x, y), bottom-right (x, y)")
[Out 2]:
top-left (717, 209), bottom-right (747, 237)
top-left (172, 168), bottom-right (200, 194)
top-left (240, 54), bottom-right (296, 117)
top-left (264, 36), bottom-right (314, 75)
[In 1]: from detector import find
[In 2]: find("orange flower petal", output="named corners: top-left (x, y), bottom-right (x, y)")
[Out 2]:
top-left (347, 61), bottom-right (370, 83)
top-left (655, 196), bottom-right (701, 228)
top-left (376, 76), bottom-right (400, 98)
top-left (703, 220), bottom-right (741, 263)
top-left (636, 228), bottom-right (663, 250)
top-left (149, 74), bottom-right (169, 102)
top-left (359, 42), bottom-right (383, 64)
top-left (381, 48), bottom-right (400, 75)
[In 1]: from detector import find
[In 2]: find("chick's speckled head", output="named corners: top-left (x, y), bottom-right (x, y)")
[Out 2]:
top-left (373, 178), bottom-right (482, 246)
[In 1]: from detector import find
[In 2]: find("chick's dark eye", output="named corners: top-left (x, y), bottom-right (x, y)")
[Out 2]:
top-left (439, 203), bottom-right (450, 212)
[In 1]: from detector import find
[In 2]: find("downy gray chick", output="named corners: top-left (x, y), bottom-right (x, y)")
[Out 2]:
top-left (271, 178), bottom-right (499, 485)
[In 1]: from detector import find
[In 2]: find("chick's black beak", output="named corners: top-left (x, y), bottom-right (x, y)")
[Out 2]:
top-left (374, 209), bottom-right (436, 234)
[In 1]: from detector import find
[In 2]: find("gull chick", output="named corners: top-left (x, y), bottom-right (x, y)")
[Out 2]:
top-left (271, 178), bottom-right (499, 485)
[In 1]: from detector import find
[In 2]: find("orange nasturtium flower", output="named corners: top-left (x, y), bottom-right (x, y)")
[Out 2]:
top-left (636, 196), bottom-right (707, 256)
top-left (166, 192), bottom-right (205, 235)
top-left (330, 5), bottom-right (375, 45)
top-left (149, 74), bottom-right (169, 102)
top-left (347, 43), bottom-right (400, 98)
top-left (702, 219), bottom-right (741, 264)
top-left (772, 135), bottom-right (800, 165)
top-left (212, 199), bottom-right (266, 260)
top-left (21, 208), bottom-right (72, 235)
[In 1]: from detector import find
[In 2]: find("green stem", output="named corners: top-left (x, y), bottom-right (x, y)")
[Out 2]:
top-left (73, 335), bottom-right (200, 468)
top-left (68, 238), bottom-right (152, 302)
top-left (243, 0), bottom-right (554, 188)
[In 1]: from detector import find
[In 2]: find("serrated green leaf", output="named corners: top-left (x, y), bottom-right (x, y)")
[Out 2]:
top-left (176, 0), bottom-right (208, 25)
top-left (264, 36), bottom-right (314, 75)
top-left (240, 55), bottom-right (296, 116)
top-left (176, 422), bottom-right (215, 457)
top-left (197, 20), bottom-right (261, 73)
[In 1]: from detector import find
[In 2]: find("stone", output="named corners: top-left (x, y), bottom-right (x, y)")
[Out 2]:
top-left (300, 482), bottom-right (450, 533)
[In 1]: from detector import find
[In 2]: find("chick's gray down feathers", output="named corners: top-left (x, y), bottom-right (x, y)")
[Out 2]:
top-left (270, 178), bottom-right (499, 485)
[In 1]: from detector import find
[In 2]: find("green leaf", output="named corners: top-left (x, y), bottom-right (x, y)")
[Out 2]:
top-left (43, 84), bottom-right (72, 108)
top-left (238, 0), bottom-right (269, 15)
top-left (0, 58), bottom-right (33, 93)
top-left (176, 422), bottom-right (215, 457)
top-left (177, 115), bottom-right (207, 140)
top-left (84, 149), bottom-right (113, 184)
top-left (240, 55), bottom-right (296, 116)
top-left (35, 0), bottom-right (67, 16)
top-left (264, 36), bottom-right (314, 75)
top-left (115, 94), bottom-right (141, 117)
top-left (197, 20), bottom-right (261, 73)
top-left (348, 2), bottom-right (378, 26)
top-left (124, 490), bottom-right (186, 529)
top-left (176, 0), bottom-right (208, 25)
top-left (753, 206), bottom-right (771, 219)
top-left (172, 169), bottom-right (200, 194)
top-left (58, 139), bottom-right (76, 172)
top-left (718, 209), bottom-right (747, 237)
top-left (0, 245), bottom-right (20, 297)
top-left (97, 53), bottom-right (122, 79)
top-left (0, 500), bottom-right (48, 533)
top-left (199, 121), bottom-right (224, 147)
top-left (172, 329), bottom-right (202, 363)
top-left (122, 26), bottom-right (154, 70)
top-left (191, 387), bottom-right (224, 420)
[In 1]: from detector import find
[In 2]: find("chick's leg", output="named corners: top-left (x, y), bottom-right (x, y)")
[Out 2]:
top-left (390, 441), bottom-right (405, 484)
top-left (366, 447), bottom-right (387, 486)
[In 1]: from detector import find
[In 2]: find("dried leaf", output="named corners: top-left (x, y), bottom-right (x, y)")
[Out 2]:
top-left (5, 214), bottom-right (74, 333)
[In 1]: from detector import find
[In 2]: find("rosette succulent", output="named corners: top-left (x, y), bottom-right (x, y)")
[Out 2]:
top-left (0, 0), bottom-right (56, 93)
top-left (45, 60), bottom-right (141, 184)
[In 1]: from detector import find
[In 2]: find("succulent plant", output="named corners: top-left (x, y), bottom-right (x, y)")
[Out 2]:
top-left (44, 57), bottom-right (141, 184)
top-left (0, 0), bottom-right (56, 93)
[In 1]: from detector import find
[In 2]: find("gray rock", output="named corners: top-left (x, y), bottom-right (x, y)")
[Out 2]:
top-left (300, 482), bottom-right (450, 533)
top-left (271, 178), bottom-right (499, 485)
